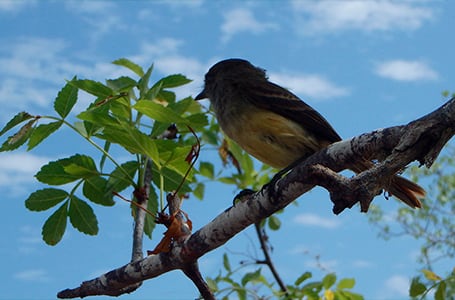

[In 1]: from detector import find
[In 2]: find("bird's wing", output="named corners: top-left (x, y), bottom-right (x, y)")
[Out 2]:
top-left (242, 80), bottom-right (342, 143)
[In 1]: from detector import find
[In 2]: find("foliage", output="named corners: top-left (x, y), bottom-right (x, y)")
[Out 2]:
top-left (409, 269), bottom-right (455, 300)
top-left (0, 59), bottom-right (208, 245)
top-left (206, 253), bottom-right (363, 300)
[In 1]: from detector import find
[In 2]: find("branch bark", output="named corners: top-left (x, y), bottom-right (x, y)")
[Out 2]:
top-left (57, 97), bottom-right (455, 299)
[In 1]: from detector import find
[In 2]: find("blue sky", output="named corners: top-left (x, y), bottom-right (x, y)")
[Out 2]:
top-left (0, 1), bottom-right (453, 299)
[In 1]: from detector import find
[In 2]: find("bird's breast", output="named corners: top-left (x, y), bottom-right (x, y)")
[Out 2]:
top-left (220, 109), bottom-right (323, 169)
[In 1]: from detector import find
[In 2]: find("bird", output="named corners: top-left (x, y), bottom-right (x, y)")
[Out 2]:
top-left (195, 58), bottom-right (425, 208)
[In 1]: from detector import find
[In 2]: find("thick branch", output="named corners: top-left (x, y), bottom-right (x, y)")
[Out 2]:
top-left (58, 97), bottom-right (455, 299)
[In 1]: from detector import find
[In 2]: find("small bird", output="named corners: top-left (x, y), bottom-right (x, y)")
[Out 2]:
top-left (195, 58), bottom-right (425, 208)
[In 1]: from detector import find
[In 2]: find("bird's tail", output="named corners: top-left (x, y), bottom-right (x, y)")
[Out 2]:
top-left (352, 160), bottom-right (425, 208)
top-left (388, 175), bottom-right (425, 208)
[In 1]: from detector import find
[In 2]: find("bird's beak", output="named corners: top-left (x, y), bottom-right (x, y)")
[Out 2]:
top-left (194, 89), bottom-right (207, 101)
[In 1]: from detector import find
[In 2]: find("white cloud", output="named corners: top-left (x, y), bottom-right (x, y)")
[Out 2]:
top-left (352, 259), bottom-right (373, 268)
top-left (0, 0), bottom-right (35, 12)
top-left (0, 79), bottom-right (56, 116)
top-left (65, 0), bottom-right (116, 14)
top-left (382, 275), bottom-right (409, 297)
top-left (14, 269), bottom-right (51, 282)
top-left (0, 153), bottom-right (50, 194)
top-left (136, 38), bottom-right (184, 58)
top-left (17, 225), bottom-right (42, 254)
top-left (292, 0), bottom-right (434, 35)
top-left (64, 1), bottom-right (125, 41)
top-left (0, 37), bottom-right (126, 119)
top-left (375, 60), bottom-right (438, 81)
top-left (221, 8), bottom-right (279, 43)
top-left (0, 152), bottom-right (48, 175)
top-left (160, 0), bottom-right (204, 9)
top-left (269, 72), bottom-right (349, 101)
top-left (293, 213), bottom-right (341, 229)
top-left (130, 39), bottom-right (210, 98)
top-left (0, 37), bottom-right (70, 83)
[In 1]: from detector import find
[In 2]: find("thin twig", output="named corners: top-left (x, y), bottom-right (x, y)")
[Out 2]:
top-left (254, 223), bottom-right (289, 297)
top-left (131, 159), bottom-right (152, 262)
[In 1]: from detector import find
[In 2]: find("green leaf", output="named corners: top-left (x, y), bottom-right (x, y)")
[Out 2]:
top-left (73, 121), bottom-right (88, 137)
top-left (235, 287), bottom-right (247, 300)
top-left (112, 58), bottom-right (144, 77)
top-left (83, 176), bottom-right (115, 206)
top-left (422, 269), bottom-right (442, 281)
top-left (134, 100), bottom-right (188, 124)
top-left (25, 188), bottom-right (69, 211)
top-left (199, 161), bottom-right (214, 179)
top-left (144, 81), bottom-right (162, 101)
top-left (77, 108), bottom-right (121, 128)
top-left (54, 80), bottom-right (78, 118)
top-left (409, 277), bottom-right (426, 297)
top-left (218, 176), bottom-right (237, 185)
top-left (99, 141), bottom-right (111, 171)
top-left (157, 143), bottom-right (194, 177)
top-left (36, 160), bottom-right (77, 185)
top-left (70, 79), bottom-right (113, 98)
top-left (0, 119), bottom-right (35, 152)
top-left (42, 201), bottom-right (68, 245)
top-left (152, 166), bottom-right (191, 193)
top-left (223, 253), bottom-right (231, 272)
top-left (64, 163), bottom-right (98, 178)
top-left (27, 121), bottom-right (63, 150)
top-left (63, 155), bottom-right (97, 178)
top-left (322, 273), bottom-right (337, 289)
top-left (154, 74), bottom-right (192, 89)
top-left (184, 113), bottom-right (209, 130)
top-left (106, 160), bottom-right (139, 195)
top-left (138, 64), bottom-right (153, 98)
top-left (193, 182), bottom-right (205, 200)
top-left (268, 215), bottom-right (281, 230)
top-left (35, 154), bottom-right (97, 185)
top-left (109, 97), bottom-right (132, 122)
top-left (434, 280), bottom-right (446, 300)
top-left (241, 269), bottom-right (262, 286)
top-left (337, 278), bottom-right (355, 290)
top-left (106, 76), bottom-right (137, 91)
top-left (102, 127), bottom-right (160, 165)
top-left (336, 290), bottom-right (363, 300)
top-left (157, 90), bottom-right (176, 103)
top-left (301, 281), bottom-right (323, 294)
top-left (168, 97), bottom-right (193, 115)
top-left (206, 278), bottom-right (218, 292)
top-left (68, 195), bottom-right (98, 235)
top-left (295, 272), bottom-right (312, 285)
top-left (0, 111), bottom-right (33, 136)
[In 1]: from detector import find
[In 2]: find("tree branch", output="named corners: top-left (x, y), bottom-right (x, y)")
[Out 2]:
top-left (57, 97), bottom-right (455, 299)
top-left (254, 223), bottom-right (289, 296)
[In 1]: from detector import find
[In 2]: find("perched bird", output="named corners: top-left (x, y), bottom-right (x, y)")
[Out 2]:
top-left (195, 58), bottom-right (425, 208)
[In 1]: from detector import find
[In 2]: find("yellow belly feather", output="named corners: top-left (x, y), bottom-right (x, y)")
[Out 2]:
top-left (222, 110), bottom-right (322, 169)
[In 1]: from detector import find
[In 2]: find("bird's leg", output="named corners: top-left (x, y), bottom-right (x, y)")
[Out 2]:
top-left (232, 188), bottom-right (256, 206)
top-left (262, 156), bottom-right (307, 196)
